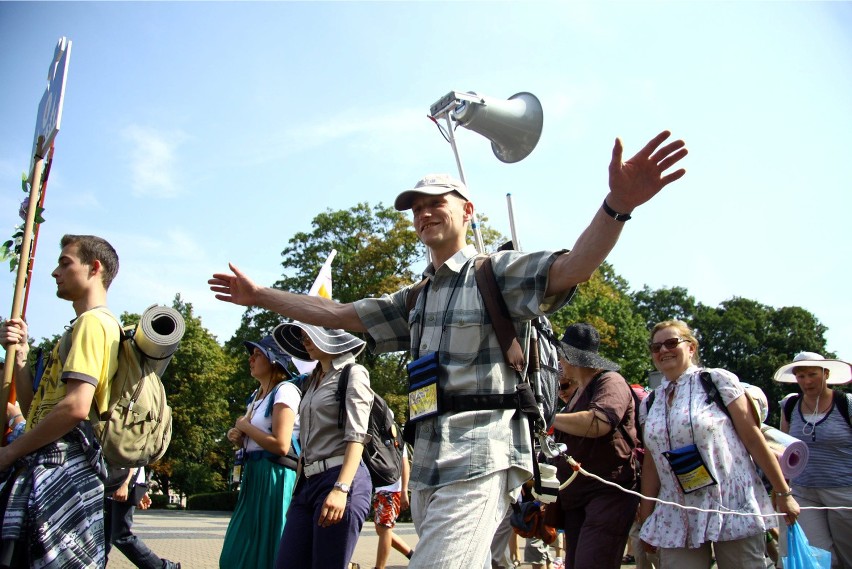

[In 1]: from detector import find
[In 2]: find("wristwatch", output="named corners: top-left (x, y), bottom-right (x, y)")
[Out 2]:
top-left (333, 481), bottom-right (350, 494)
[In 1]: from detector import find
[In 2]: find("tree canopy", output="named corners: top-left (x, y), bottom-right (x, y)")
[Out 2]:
top-left (551, 262), bottom-right (650, 383)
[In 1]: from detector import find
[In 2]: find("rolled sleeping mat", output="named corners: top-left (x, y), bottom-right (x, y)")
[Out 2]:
top-left (761, 425), bottom-right (810, 479)
top-left (134, 305), bottom-right (186, 376)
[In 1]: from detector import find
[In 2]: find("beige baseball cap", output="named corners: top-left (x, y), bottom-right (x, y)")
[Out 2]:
top-left (394, 173), bottom-right (471, 211)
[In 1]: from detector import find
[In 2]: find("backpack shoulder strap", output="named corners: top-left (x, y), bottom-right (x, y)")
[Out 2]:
top-left (832, 391), bottom-right (851, 428)
top-left (783, 394), bottom-right (800, 424)
top-left (646, 389), bottom-right (656, 413)
top-left (620, 381), bottom-right (643, 449)
top-left (698, 370), bottom-right (733, 420)
top-left (58, 327), bottom-right (74, 366)
top-left (60, 307), bottom-right (126, 361)
top-left (700, 370), bottom-right (763, 427)
top-left (473, 255), bottom-right (525, 373)
top-left (264, 381), bottom-right (286, 418)
top-left (92, 306), bottom-right (121, 327)
top-left (531, 319), bottom-right (559, 349)
top-left (336, 363), bottom-right (355, 429)
top-left (405, 278), bottom-right (429, 315)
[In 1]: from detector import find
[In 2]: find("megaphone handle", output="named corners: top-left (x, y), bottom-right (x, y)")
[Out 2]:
top-left (506, 193), bottom-right (521, 252)
top-left (444, 114), bottom-right (485, 253)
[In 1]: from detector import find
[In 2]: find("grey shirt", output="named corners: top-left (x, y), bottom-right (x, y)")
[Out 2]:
top-left (298, 352), bottom-right (373, 465)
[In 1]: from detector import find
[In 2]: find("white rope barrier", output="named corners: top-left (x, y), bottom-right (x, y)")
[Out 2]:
top-left (556, 454), bottom-right (852, 518)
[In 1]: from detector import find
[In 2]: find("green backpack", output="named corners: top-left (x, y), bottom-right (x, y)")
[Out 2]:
top-left (59, 307), bottom-right (174, 468)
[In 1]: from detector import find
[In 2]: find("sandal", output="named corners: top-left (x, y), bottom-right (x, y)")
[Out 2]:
top-left (621, 554), bottom-right (635, 564)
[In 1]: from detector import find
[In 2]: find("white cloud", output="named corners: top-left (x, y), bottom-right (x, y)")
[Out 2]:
top-left (121, 125), bottom-right (188, 198)
top-left (282, 107), bottom-right (422, 151)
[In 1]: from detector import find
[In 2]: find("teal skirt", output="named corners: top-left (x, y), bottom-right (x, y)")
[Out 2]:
top-left (219, 457), bottom-right (297, 568)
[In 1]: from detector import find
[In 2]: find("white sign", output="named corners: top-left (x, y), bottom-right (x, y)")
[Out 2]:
top-left (31, 37), bottom-right (72, 161)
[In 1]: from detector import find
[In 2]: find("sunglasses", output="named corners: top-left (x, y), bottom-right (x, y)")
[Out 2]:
top-left (300, 334), bottom-right (313, 345)
top-left (558, 383), bottom-right (573, 391)
top-left (649, 338), bottom-right (688, 353)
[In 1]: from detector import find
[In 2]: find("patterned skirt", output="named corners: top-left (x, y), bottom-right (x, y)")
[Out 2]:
top-left (0, 426), bottom-right (107, 568)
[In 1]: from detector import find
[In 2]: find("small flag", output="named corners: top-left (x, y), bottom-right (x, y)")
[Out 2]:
top-left (307, 249), bottom-right (336, 299)
top-left (293, 250), bottom-right (337, 375)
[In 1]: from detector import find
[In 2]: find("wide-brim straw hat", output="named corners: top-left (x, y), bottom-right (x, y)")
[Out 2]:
top-left (772, 351), bottom-right (852, 384)
top-left (273, 321), bottom-right (366, 362)
top-left (559, 322), bottom-right (620, 372)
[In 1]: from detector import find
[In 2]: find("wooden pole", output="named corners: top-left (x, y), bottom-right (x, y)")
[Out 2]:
top-left (22, 145), bottom-right (54, 320)
top-left (1, 142), bottom-right (47, 444)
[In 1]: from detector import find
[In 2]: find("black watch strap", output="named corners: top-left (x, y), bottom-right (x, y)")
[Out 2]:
top-left (602, 199), bottom-right (632, 222)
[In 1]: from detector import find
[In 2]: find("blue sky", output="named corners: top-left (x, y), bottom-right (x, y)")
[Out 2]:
top-left (1, 2), bottom-right (849, 365)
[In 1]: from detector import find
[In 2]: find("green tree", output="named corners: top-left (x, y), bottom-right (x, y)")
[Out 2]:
top-left (631, 285), bottom-right (698, 331)
top-left (549, 262), bottom-right (651, 384)
top-left (147, 295), bottom-right (237, 499)
top-left (691, 298), bottom-right (832, 424)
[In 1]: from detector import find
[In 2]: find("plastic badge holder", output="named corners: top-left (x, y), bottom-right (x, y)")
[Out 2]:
top-left (407, 352), bottom-right (441, 423)
top-left (662, 443), bottom-right (717, 494)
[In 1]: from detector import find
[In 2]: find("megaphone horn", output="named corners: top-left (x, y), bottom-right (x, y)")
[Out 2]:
top-left (451, 92), bottom-right (543, 163)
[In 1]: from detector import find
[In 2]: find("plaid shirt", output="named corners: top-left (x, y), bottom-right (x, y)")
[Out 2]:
top-left (354, 245), bottom-right (572, 491)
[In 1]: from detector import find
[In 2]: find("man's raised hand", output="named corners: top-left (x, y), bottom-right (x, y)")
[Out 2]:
top-left (607, 130), bottom-right (687, 213)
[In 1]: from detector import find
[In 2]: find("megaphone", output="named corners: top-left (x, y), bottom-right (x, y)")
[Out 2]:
top-left (451, 92), bottom-right (543, 163)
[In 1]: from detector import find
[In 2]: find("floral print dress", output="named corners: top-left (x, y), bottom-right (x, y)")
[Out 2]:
top-left (639, 365), bottom-right (776, 549)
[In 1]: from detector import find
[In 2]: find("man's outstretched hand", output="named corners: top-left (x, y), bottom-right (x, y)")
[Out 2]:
top-left (209, 263), bottom-right (260, 307)
top-left (607, 130), bottom-right (687, 213)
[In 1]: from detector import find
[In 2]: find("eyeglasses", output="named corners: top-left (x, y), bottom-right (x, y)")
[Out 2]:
top-left (300, 334), bottom-right (313, 345)
top-left (558, 383), bottom-right (573, 391)
top-left (649, 338), bottom-right (688, 353)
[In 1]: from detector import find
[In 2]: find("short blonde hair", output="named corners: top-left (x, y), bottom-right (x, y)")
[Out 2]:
top-left (651, 319), bottom-right (700, 365)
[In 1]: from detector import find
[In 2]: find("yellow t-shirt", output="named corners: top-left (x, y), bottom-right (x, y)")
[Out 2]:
top-left (26, 308), bottom-right (120, 430)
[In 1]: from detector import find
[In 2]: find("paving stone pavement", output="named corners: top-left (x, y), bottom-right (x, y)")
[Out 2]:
top-left (105, 510), bottom-right (638, 568)
top-left (105, 509), bottom-right (421, 569)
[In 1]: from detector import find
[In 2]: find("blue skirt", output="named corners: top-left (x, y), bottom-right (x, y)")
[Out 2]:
top-left (220, 457), bottom-right (297, 568)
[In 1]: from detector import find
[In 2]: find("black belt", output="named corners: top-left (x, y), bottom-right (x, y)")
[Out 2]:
top-left (245, 450), bottom-right (298, 471)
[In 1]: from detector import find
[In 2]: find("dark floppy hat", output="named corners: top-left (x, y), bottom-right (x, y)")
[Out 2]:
top-left (559, 323), bottom-right (620, 372)
top-left (243, 335), bottom-right (294, 377)
top-left (273, 321), bottom-right (366, 362)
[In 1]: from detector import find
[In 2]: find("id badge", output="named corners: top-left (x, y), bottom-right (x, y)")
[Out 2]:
top-left (407, 352), bottom-right (442, 423)
top-left (231, 448), bottom-right (245, 485)
top-left (663, 443), bottom-right (718, 494)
